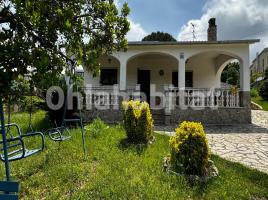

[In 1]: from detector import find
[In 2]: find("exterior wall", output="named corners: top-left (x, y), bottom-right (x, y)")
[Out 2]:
top-left (127, 54), bottom-right (177, 92)
top-left (84, 56), bottom-right (120, 87)
top-left (250, 48), bottom-right (268, 74)
top-left (82, 43), bottom-right (252, 125)
top-left (84, 52), bottom-right (236, 90)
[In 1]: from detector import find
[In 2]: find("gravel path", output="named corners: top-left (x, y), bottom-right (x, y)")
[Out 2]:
top-left (155, 110), bottom-right (268, 174)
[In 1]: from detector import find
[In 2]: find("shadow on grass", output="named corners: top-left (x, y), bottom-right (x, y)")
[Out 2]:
top-left (191, 155), bottom-right (268, 199)
top-left (118, 138), bottom-right (148, 155)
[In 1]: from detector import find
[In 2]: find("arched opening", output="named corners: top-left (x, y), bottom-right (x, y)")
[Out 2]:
top-left (186, 51), bottom-right (241, 89)
top-left (126, 52), bottom-right (179, 104)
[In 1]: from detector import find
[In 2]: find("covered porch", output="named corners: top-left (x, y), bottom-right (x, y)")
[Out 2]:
top-left (83, 41), bottom-right (254, 124)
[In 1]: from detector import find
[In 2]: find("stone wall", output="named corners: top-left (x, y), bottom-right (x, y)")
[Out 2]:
top-left (82, 92), bottom-right (252, 125)
top-left (169, 107), bottom-right (251, 125)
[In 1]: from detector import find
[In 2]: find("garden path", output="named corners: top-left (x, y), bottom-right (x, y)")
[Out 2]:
top-left (155, 110), bottom-right (268, 174)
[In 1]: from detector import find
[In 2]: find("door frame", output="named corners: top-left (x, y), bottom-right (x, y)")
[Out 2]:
top-left (137, 69), bottom-right (151, 103)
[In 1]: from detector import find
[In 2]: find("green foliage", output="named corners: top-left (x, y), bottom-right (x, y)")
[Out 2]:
top-left (259, 80), bottom-right (268, 101)
top-left (250, 89), bottom-right (259, 98)
top-left (169, 121), bottom-right (210, 176)
top-left (252, 96), bottom-right (268, 111)
top-left (86, 118), bottom-right (108, 138)
top-left (20, 96), bottom-right (45, 112)
top-left (122, 100), bottom-right (154, 144)
top-left (264, 68), bottom-right (268, 80)
top-left (221, 62), bottom-right (240, 86)
top-left (0, 0), bottom-right (130, 97)
top-left (1, 111), bottom-right (268, 199)
top-left (251, 72), bottom-right (264, 83)
top-left (4, 75), bottom-right (31, 104)
top-left (142, 31), bottom-right (176, 42)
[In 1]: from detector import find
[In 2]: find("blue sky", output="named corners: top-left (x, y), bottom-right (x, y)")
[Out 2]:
top-left (117, 0), bottom-right (268, 61)
top-left (125, 0), bottom-right (207, 38)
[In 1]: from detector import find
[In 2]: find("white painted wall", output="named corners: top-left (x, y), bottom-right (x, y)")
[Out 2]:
top-left (83, 43), bottom-right (252, 91)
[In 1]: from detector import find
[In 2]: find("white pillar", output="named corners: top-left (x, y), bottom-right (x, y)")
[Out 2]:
top-left (240, 53), bottom-right (250, 92)
top-left (120, 59), bottom-right (127, 91)
top-left (178, 57), bottom-right (186, 90)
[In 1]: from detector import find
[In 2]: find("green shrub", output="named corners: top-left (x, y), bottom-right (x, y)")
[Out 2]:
top-left (250, 89), bottom-right (259, 98)
top-left (169, 121), bottom-right (210, 176)
top-left (87, 118), bottom-right (108, 138)
top-left (21, 96), bottom-right (45, 112)
top-left (259, 80), bottom-right (268, 101)
top-left (122, 100), bottom-right (154, 144)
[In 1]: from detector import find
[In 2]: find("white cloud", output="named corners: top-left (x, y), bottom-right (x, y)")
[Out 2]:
top-left (127, 20), bottom-right (147, 41)
top-left (177, 0), bottom-right (268, 61)
top-left (114, 0), bottom-right (147, 41)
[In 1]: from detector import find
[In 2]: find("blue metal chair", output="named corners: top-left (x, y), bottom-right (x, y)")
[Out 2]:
top-left (0, 123), bottom-right (45, 162)
top-left (47, 124), bottom-right (71, 142)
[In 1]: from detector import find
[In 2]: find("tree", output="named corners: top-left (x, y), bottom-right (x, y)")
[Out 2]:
top-left (221, 62), bottom-right (240, 86)
top-left (0, 0), bottom-right (130, 97)
top-left (259, 80), bottom-right (268, 101)
top-left (142, 31), bottom-right (176, 42)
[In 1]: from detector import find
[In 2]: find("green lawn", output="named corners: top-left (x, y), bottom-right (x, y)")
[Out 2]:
top-left (252, 96), bottom-right (268, 111)
top-left (1, 111), bottom-right (268, 200)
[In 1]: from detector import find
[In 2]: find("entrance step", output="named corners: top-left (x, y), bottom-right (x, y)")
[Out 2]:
top-left (151, 110), bottom-right (165, 125)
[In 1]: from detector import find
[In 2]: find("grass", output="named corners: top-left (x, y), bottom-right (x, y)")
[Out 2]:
top-left (1, 111), bottom-right (268, 199)
top-left (252, 96), bottom-right (268, 111)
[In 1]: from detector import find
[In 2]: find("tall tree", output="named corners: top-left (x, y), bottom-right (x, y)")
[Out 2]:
top-left (0, 0), bottom-right (130, 96)
top-left (221, 62), bottom-right (240, 86)
top-left (142, 31), bottom-right (176, 42)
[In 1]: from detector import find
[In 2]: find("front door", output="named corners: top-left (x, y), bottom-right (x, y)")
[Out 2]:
top-left (138, 70), bottom-right (150, 103)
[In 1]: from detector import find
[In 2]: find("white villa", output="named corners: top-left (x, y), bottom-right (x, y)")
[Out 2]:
top-left (82, 18), bottom-right (259, 125)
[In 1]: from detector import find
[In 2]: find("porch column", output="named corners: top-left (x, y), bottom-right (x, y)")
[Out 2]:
top-left (119, 59), bottom-right (127, 91)
top-left (240, 55), bottom-right (250, 92)
top-left (178, 54), bottom-right (185, 90)
top-left (178, 54), bottom-right (186, 108)
top-left (240, 53), bottom-right (251, 110)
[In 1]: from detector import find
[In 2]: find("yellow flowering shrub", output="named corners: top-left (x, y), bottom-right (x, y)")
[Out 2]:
top-left (230, 85), bottom-right (239, 95)
top-left (122, 100), bottom-right (154, 144)
top-left (169, 121), bottom-right (210, 176)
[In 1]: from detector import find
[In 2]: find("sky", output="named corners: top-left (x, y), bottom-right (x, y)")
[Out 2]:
top-left (116, 0), bottom-right (268, 61)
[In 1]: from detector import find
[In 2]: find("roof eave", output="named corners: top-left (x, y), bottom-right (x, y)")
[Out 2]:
top-left (128, 39), bottom-right (260, 46)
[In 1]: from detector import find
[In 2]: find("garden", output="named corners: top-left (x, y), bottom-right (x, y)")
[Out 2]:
top-left (251, 69), bottom-right (268, 111)
top-left (0, 102), bottom-right (268, 199)
top-left (1, 1), bottom-right (268, 199)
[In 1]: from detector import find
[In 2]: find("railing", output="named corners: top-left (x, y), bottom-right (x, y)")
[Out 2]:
top-left (82, 86), bottom-right (241, 108)
top-left (164, 87), bottom-right (241, 108)
top-left (83, 85), bottom-right (140, 106)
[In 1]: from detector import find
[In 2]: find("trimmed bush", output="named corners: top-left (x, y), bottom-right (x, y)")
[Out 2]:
top-left (169, 121), bottom-right (210, 176)
top-left (259, 80), bottom-right (268, 101)
top-left (122, 100), bottom-right (154, 144)
top-left (250, 89), bottom-right (259, 98)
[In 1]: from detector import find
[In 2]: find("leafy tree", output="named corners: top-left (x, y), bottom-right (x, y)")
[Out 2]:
top-left (0, 0), bottom-right (130, 97)
top-left (259, 80), bottom-right (268, 101)
top-left (142, 31), bottom-right (176, 42)
top-left (221, 62), bottom-right (240, 86)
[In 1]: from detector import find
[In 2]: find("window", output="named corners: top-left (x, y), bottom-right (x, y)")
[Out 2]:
top-left (100, 69), bottom-right (118, 85)
top-left (185, 71), bottom-right (193, 87)
top-left (172, 71), bottom-right (193, 88)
